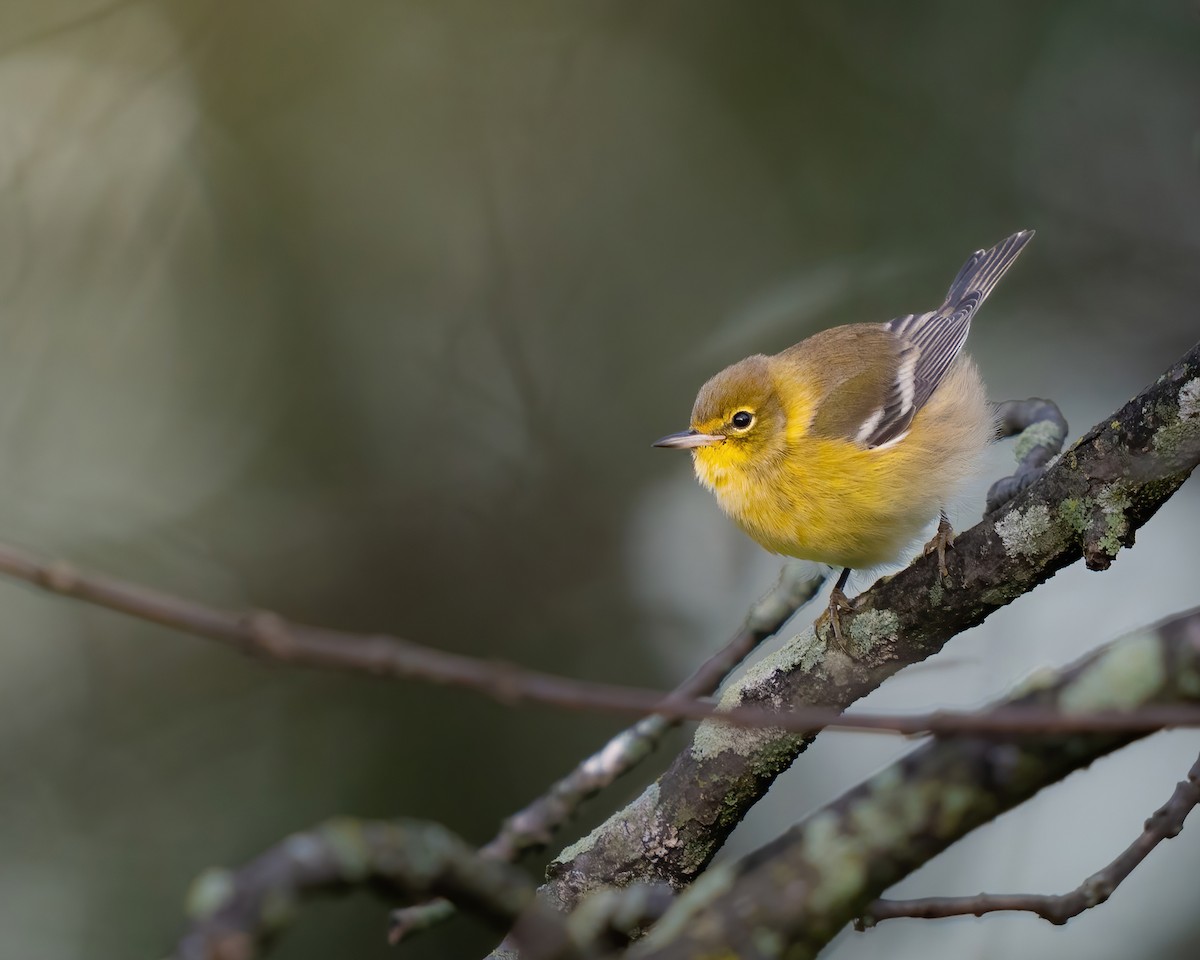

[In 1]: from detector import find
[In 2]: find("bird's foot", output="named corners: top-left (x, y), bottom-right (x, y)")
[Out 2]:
top-left (922, 514), bottom-right (956, 579)
top-left (817, 585), bottom-right (855, 650)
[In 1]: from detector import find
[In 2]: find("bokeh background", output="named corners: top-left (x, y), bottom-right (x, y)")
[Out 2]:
top-left (1, 1), bottom-right (1198, 958)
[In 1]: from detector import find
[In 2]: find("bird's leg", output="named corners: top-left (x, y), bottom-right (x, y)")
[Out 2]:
top-left (817, 567), bottom-right (855, 648)
top-left (922, 511), bottom-right (955, 579)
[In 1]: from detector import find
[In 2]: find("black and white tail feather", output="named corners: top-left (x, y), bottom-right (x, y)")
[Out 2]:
top-left (858, 229), bottom-right (1034, 449)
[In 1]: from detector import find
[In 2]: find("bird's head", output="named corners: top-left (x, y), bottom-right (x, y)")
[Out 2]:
top-left (653, 354), bottom-right (787, 486)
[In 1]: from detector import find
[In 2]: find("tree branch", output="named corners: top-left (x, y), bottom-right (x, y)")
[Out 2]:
top-left (388, 564), bottom-right (827, 944)
top-left (857, 750), bottom-right (1200, 927)
top-left (0, 543), bottom-right (756, 719)
top-left (172, 816), bottom-right (684, 960)
top-left (8, 543), bottom-right (1199, 744)
top-left (986, 397), bottom-right (1068, 512)
top-left (173, 818), bottom-right (543, 960)
top-left (537, 341), bottom-right (1200, 918)
top-left (629, 606), bottom-right (1200, 959)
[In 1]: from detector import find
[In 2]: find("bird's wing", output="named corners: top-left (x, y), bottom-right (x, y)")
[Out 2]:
top-left (882, 306), bottom-right (963, 419)
top-left (798, 231), bottom-right (1032, 450)
top-left (880, 229), bottom-right (1034, 426)
top-left (847, 340), bottom-right (921, 447)
top-left (799, 325), bottom-right (919, 448)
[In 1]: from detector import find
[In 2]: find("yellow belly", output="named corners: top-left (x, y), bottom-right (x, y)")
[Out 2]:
top-left (699, 437), bottom-right (938, 569)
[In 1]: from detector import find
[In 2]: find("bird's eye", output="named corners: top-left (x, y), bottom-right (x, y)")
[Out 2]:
top-left (731, 411), bottom-right (754, 430)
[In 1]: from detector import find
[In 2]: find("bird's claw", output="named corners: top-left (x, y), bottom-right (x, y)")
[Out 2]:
top-left (922, 515), bottom-right (956, 579)
top-left (818, 586), bottom-right (855, 650)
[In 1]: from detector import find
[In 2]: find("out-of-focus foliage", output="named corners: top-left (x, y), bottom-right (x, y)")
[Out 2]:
top-left (0, 2), bottom-right (1197, 958)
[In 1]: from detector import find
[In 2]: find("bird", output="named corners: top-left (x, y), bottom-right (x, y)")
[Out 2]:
top-left (653, 230), bottom-right (1034, 646)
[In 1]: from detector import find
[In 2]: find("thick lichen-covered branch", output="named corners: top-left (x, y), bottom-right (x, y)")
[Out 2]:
top-left (173, 818), bottom-right (541, 960)
top-left (857, 749), bottom-right (1200, 926)
top-left (539, 342), bottom-right (1200, 916)
top-left (629, 606), bottom-right (1200, 959)
top-left (986, 397), bottom-right (1068, 512)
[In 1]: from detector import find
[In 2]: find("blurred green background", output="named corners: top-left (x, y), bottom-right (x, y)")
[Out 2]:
top-left (1, 1), bottom-right (1198, 958)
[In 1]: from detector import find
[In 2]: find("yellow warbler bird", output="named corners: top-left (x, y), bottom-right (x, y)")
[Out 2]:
top-left (654, 230), bottom-right (1034, 643)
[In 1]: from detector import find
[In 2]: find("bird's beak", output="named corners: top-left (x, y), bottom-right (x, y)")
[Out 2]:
top-left (652, 430), bottom-right (725, 449)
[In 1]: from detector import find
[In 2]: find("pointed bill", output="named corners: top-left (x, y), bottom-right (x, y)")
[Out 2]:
top-left (652, 430), bottom-right (725, 449)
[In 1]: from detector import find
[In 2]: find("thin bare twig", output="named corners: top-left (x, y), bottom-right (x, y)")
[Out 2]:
top-left (5, 542), bottom-right (1200, 739)
top-left (0, 540), bottom-right (819, 731)
top-left (389, 564), bottom-right (826, 944)
top-left (857, 751), bottom-right (1200, 928)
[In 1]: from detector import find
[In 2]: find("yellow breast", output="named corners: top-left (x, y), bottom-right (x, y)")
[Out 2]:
top-left (694, 436), bottom-right (907, 568)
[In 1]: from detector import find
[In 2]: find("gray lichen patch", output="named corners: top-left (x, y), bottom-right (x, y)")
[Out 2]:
top-left (1007, 664), bottom-right (1061, 697)
top-left (552, 824), bottom-right (605, 870)
top-left (553, 785), bottom-right (660, 876)
top-left (690, 715), bottom-right (794, 761)
top-left (318, 818), bottom-right (371, 881)
top-left (846, 791), bottom-right (905, 850)
top-left (1013, 419), bottom-right (1066, 464)
top-left (1060, 630), bottom-right (1165, 713)
top-left (1151, 377), bottom-right (1200, 462)
top-left (545, 783), bottom-right (696, 912)
top-left (1177, 662), bottom-right (1200, 700)
top-left (995, 502), bottom-right (1052, 557)
top-left (716, 629), bottom-right (827, 713)
top-left (846, 609), bottom-right (900, 659)
top-left (1056, 497), bottom-right (1091, 536)
top-left (185, 867), bottom-right (236, 919)
top-left (799, 811), bottom-right (868, 914)
top-left (692, 629), bottom-right (828, 760)
top-left (846, 760), bottom-right (985, 862)
top-left (1093, 487), bottom-right (1132, 557)
top-left (751, 927), bottom-right (786, 958)
top-left (1178, 377), bottom-right (1200, 419)
top-left (935, 783), bottom-right (979, 837)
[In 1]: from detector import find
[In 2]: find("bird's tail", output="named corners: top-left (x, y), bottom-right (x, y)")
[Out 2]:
top-left (942, 229), bottom-right (1035, 311)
